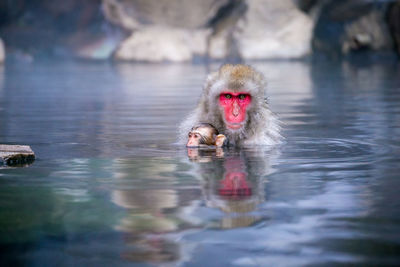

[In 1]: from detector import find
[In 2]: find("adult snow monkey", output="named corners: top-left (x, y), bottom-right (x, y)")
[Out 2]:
top-left (180, 64), bottom-right (281, 146)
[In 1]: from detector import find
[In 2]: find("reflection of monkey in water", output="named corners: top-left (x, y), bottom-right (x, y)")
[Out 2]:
top-left (186, 123), bottom-right (228, 147)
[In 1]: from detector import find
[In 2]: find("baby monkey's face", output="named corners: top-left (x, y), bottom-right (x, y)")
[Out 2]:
top-left (187, 131), bottom-right (202, 147)
top-left (186, 126), bottom-right (217, 147)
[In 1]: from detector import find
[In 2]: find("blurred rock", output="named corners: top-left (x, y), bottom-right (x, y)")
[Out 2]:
top-left (103, 0), bottom-right (230, 61)
top-left (233, 0), bottom-right (313, 59)
top-left (108, 0), bottom-right (314, 61)
top-left (207, 0), bottom-right (246, 60)
top-left (0, 0), bottom-right (120, 60)
top-left (1, 0), bottom-right (397, 61)
top-left (342, 10), bottom-right (393, 53)
top-left (294, 0), bottom-right (319, 13)
top-left (209, 33), bottom-right (230, 59)
top-left (114, 27), bottom-right (209, 62)
top-left (312, 0), bottom-right (395, 56)
top-left (388, 1), bottom-right (400, 56)
top-left (0, 38), bottom-right (4, 63)
top-left (0, 0), bottom-right (25, 26)
top-left (102, 0), bottom-right (229, 30)
top-left (64, 29), bottom-right (124, 60)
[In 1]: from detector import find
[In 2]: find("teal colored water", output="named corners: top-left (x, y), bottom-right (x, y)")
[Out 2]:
top-left (0, 60), bottom-right (399, 266)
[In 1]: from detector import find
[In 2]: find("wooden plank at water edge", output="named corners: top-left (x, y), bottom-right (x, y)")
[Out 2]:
top-left (0, 145), bottom-right (35, 166)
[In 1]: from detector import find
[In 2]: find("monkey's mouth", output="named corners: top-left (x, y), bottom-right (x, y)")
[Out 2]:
top-left (226, 122), bottom-right (244, 130)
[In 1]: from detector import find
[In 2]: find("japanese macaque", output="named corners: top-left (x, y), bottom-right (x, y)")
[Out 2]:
top-left (186, 123), bottom-right (227, 147)
top-left (180, 64), bottom-right (281, 146)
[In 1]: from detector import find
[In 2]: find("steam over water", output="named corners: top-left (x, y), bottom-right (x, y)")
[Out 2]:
top-left (0, 60), bottom-right (399, 266)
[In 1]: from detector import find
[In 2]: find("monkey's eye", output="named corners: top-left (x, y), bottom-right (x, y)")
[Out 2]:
top-left (224, 94), bottom-right (232, 99)
top-left (238, 94), bottom-right (246, 100)
top-left (194, 134), bottom-right (199, 138)
top-left (188, 133), bottom-right (192, 138)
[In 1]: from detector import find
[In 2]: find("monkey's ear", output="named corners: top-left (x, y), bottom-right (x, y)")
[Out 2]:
top-left (215, 134), bottom-right (228, 147)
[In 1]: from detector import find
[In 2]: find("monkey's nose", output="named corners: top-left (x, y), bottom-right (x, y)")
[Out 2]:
top-left (233, 102), bottom-right (240, 117)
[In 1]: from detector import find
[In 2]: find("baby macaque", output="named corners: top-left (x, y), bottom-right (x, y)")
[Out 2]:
top-left (186, 123), bottom-right (228, 147)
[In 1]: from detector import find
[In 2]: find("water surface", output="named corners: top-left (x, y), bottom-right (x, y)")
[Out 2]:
top-left (0, 59), bottom-right (399, 266)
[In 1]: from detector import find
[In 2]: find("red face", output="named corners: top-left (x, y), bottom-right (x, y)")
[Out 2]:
top-left (219, 92), bottom-right (251, 130)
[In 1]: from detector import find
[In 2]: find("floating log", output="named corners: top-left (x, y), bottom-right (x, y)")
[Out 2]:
top-left (0, 145), bottom-right (35, 166)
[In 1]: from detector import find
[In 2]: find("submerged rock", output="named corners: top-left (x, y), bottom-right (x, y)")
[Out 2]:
top-left (0, 145), bottom-right (35, 166)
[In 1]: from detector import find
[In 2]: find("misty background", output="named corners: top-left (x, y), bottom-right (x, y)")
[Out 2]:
top-left (0, 0), bottom-right (399, 63)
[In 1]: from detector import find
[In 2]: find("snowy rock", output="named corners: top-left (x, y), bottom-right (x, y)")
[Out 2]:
top-left (233, 0), bottom-right (313, 59)
top-left (114, 27), bottom-right (209, 62)
top-left (102, 0), bottom-right (229, 30)
top-left (0, 145), bottom-right (35, 166)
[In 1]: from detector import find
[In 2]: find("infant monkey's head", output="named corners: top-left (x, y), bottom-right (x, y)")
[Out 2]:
top-left (187, 123), bottom-right (219, 147)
